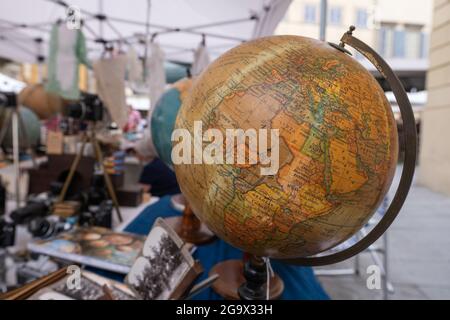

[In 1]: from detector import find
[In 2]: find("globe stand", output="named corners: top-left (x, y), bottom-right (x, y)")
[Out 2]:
top-left (165, 203), bottom-right (216, 245)
top-left (169, 26), bottom-right (417, 303)
top-left (279, 26), bottom-right (417, 266)
top-left (209, 255), bottom-right (284, 300)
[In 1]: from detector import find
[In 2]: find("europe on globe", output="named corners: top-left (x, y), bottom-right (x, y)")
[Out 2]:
top-left (173, 35), bottom-right (398, 259)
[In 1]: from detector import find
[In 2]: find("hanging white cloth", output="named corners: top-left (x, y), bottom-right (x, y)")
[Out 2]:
top-left (148, 42), bottom-right (167, 111)
top-left (133, 42), bottom-right (166, 161)
top-left (191, 43), bottom-right (211, 76)
top-left (46, 23), bottom-right (89, 100)
top-left (55, 26), bottom-right (77, 92)
top-left (134, 129), bottom-right (157, 161)
top-left (93, 54), bottom-right (128, 129)
top-left (126, 46), bottom-right (143, 84)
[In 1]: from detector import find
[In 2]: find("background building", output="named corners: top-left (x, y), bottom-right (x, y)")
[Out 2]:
top-left (419, 0), bottom-right (450, 195)
top-left (276, 1), bottom-right (450, 196)
top-left (276, 0), bottom-right (434, 92)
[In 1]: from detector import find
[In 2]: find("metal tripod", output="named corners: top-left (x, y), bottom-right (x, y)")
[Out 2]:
top-left (58, 125), bottom-right (123, 223)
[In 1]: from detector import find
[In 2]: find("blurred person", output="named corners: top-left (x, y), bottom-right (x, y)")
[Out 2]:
top-left (123, 105), bottom-right (142, 133)
top-left (129, 136), bottom-right (180, 198)
top-left (138, 157), bottom-right (180, 197)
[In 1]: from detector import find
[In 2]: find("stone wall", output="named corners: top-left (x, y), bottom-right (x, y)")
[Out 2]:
top-left (419, 0), bottom-right (450, 195)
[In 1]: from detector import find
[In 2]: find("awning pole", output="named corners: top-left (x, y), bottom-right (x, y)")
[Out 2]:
top-left (143, 0), bottom-right (152, 82)
top-left (98, 0), bottom-right (104, 38)
top-left (44, 0), bottom-right (249, 43)
top-left (35, 38), bottom-right (44, 82)
top-left (319, 0), bottom-right (328, 41)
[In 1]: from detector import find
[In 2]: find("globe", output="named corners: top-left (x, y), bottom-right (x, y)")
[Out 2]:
top-left (151, 77), bottom-right (193, 168)
top-left (173, 35), bottom-right (398, 259)
top-left (0, 106), bottom-right (41, 151)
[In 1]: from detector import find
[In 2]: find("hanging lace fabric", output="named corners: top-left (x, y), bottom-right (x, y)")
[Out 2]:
top-left (46, 22), bottom-right (89, 100)
top-left (191, 37), bottom-right (211, 76)
top-left (147, 42), bottom-right (167, 110)
top-left (134, 41), bottom-right (166, 160)
top-left (93, 50), bottom-right (128, 129)
top-left (126, 46), bottom-right (143, 86)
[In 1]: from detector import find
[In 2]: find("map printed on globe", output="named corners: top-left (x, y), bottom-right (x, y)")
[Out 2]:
top-left (173, 35), bottom-right (398, 259)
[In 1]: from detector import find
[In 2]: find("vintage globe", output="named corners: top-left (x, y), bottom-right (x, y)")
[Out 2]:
top-left (173, 35), bottom-right (398, 259)
top-left (0, 106), bottom-right (41, 151)
top-left (151, 77), bottom-right (193, 167)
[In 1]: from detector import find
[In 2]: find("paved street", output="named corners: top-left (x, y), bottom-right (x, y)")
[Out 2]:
top-left (316, 165), bottom-right (450, 299)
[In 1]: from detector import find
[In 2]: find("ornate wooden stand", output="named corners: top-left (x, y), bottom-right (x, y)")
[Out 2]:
top-left (165, 203), bottom-right (215, 245)
top-left (209, 254), bottom-right (284, 300)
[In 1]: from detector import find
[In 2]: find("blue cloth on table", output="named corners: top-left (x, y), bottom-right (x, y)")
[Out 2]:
top-left (124, 195), bottom-right (329, 300)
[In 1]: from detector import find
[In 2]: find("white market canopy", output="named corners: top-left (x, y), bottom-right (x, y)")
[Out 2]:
top-left (0, 0), bottom-right (292, 64)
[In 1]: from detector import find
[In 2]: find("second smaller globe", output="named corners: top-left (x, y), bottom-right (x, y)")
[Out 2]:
top-left (150, 78), bottom-right (193, 168)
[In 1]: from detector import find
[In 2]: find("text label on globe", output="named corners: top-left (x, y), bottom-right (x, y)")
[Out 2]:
top-left (171, 121), bottom-right (280, 176)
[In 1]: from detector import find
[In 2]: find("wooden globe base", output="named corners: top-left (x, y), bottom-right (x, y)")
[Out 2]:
top-left (209, 259), bottom-right (284, 300)
top-left (165, 216), bottom-right (215, 245)
top-left (164, 203), bottom-right (215, 245)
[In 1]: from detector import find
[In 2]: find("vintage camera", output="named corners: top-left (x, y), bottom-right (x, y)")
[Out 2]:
top-left (79, 200), bottom-right (113, 228)
top-left (0, 177), bottom-right (6, 217)
top-left (0, 92), bottom-right (17, 108)
top-left (0, 218), bottom-right (15, 248)
top-left (27, 216), bottom-right (73, 239)
top-left (10, 199), bottom-right (51, 225)
top-left (66, 93), bottom-right (104, 122)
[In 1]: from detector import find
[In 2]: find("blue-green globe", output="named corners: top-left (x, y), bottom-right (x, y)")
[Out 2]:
top-left (1, 106), bottom-right (41, 151)
top-left (151, 78), bottom-right (193, 168)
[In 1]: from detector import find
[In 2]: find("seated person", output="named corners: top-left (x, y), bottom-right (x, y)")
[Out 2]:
top-left (131, 131), bottom-right (179, 197)
top-left (138, 158), bottom-right (180, 197)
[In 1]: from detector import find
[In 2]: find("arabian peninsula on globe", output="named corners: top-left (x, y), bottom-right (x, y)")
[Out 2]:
top-left (173, 35), bottom-right (398, 259)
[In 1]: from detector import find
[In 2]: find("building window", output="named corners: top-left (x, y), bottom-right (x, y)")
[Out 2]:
top-left (405, 29), bottom-right (421, 58)
top-left (379, 26), bottom-right (390, 57)
top-left (355, 9), bottom-right (368, 28)
top-left (378, 23), bottom-right (395, 58)
top-left (329, 7), bottom-right (342, 25)
top-left (420, 32), bottom-right (428, 58)
top-left (404, 25), bottom-right (428, 59)
top-left (304, 4), bottom-right (316, 23)
top-left (378, 23), bottom-right (428, 59)
top-left (393, 30), bottom-right (406, 58)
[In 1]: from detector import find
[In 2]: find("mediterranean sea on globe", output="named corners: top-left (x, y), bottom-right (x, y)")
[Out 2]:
top-left (151, 77), bottom-right (193, 168)
top-left (173, 35), bottom-right (398, 259)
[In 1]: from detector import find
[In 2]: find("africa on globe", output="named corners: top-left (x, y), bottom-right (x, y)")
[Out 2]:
top-left (173, 35), bottom-right (398, 259)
